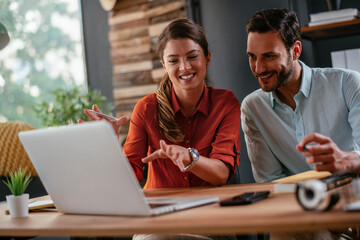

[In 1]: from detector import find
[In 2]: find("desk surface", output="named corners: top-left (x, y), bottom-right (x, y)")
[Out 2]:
top-left (1, 183), bottom-right (359, 237)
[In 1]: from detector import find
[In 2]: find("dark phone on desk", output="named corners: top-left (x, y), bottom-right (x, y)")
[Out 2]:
top-left (219, 191), bottom-right (270, 206)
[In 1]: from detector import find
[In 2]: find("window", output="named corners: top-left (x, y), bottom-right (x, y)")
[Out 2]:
top-left (0, 0), bottom-right (86, 128)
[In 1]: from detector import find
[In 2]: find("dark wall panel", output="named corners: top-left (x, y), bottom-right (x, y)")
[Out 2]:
top-left (80, 0), bottom-right (114, 107)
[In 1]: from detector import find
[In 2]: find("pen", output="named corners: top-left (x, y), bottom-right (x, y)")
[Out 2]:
top-left (303, 143), bottom-right (317, 152)
top-left (88, 110), bottom-right (118, 121)
top-left (303, 144), bottom-right (308, 152)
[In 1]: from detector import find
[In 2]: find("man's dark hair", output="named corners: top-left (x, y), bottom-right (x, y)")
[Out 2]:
top-left (246, 8), bottom-right (301, 50)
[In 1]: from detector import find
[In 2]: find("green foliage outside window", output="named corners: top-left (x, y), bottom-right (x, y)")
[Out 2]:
top-left (0, 0), bottom-right (85, 127)
top-left (33, 87), bottom-right (114, 127)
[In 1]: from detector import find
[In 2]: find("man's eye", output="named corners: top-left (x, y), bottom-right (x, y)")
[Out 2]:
top-left (265, 55), bottom-right (276, 59)
top-left (188, 55), bottom-right (198, 59)
top-left (168, 59), bottom-right (178, 63)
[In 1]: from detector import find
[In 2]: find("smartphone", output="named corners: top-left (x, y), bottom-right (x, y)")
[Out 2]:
top-left (88, 110), bottom-right (118, 121)
top-left (219, 191), bottom-right (270, 206)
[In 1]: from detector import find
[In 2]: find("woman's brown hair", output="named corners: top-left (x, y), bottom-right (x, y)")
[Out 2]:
top-left (156, 18), bottom-right (209, 143)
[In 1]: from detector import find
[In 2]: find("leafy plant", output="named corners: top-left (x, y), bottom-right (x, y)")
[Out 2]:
top-left (33, 87), bottom-right (115, 127)
top-left (3, 169), bottom-right (32, 196)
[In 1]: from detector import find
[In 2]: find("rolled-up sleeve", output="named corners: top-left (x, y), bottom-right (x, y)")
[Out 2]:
top-left (209, 100), bottom-right (241, 178)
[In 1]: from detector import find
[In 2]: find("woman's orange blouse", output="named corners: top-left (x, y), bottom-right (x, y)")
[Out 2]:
top-left (123, 86), bottom-right (241, 189)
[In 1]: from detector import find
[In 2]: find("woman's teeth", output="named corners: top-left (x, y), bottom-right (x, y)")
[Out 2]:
top-left (180, 73), bottom-right (195, 79)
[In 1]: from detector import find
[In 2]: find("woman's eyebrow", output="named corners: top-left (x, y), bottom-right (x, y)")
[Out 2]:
top-left (166, 49), bottom-right (200, 58)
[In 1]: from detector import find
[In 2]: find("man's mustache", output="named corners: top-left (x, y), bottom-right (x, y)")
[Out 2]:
top-left (255, 71), bottom-right (275, 78)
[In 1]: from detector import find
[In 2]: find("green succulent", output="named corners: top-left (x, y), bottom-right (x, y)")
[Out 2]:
top-left (3, 168), bottom-right (32, 196)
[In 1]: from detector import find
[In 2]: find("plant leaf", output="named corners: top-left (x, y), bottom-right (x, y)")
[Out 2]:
top-left (2, 168), bottom-right (32, 196)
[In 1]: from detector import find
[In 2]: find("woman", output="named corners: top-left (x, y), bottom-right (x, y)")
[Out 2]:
top-left (83, 18), bottom-right (240, 189)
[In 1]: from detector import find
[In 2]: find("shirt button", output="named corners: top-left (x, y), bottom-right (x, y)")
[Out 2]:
top-left (187, 120), bottom-right (191, 125)
top-left (185, 140), bottom-right (189, 144)
top-left (184, 176), bottom-right (188, 180)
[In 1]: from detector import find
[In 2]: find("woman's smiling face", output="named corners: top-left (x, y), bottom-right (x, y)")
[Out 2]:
top-left (162, 38), bottom-right (210, 94)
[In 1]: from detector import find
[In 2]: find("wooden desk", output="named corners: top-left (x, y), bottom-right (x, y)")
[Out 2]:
top-left (0, 183), bottom-right (359, 237)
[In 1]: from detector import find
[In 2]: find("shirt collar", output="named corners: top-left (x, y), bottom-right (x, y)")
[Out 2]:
top-left (270, 92), bottom-right (279, 108)
top-left (172, 86), bottom-right (209, 117)
top-left (298, 60), bottom-right (312, 98)
top-left (269, 60), bottom-right (311, 108)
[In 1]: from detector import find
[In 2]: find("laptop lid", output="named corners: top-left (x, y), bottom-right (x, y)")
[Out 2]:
top-left (18, 121), bottom-right (218, 216)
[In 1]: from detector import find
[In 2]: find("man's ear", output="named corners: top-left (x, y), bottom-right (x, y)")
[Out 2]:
top-left (292, 41), bottom-right (302, 60)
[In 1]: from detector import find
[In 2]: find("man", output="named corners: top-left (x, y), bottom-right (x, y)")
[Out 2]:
top-left (241, 8), bottom-right (360, 183)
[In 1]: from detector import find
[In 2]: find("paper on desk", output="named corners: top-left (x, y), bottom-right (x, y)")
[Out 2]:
top-left (29, 200), bottom-right (55, 209)
top-left (5, 200), bottom-right (56, 215)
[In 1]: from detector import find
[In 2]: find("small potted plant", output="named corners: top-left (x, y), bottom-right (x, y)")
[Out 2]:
top-left (3, 168), bottom-right (32, 218)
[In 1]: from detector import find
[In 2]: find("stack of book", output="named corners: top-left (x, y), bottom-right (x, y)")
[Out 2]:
top-left (308, 8), bottom-right (359, 27)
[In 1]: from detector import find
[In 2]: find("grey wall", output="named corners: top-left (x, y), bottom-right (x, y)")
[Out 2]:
top-left (80, 0), bottom-right (114, 108)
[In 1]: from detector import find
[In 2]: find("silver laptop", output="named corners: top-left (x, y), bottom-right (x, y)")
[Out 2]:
top-left (18, 121), bottom-right (218, 216)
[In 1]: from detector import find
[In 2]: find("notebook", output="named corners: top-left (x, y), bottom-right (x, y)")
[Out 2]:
top-left (18, 121), bottom-right (218, 216)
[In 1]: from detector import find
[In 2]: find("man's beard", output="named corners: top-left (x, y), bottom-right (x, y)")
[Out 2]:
top-left (256, 53), bottom-right (294, 92)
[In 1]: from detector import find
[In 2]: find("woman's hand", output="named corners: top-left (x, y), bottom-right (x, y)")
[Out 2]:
top-left (296, 133), bottom-right (360, 174)
top-left (142, 140), bottom-right (191, 172)
top-left (78, 104), bottom-right (129, 138)
top-left (142, 140), bottom-right (230, 185)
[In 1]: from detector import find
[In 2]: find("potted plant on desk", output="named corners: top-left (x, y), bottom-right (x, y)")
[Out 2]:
top-left (3, 168), bottom-right (32, 218)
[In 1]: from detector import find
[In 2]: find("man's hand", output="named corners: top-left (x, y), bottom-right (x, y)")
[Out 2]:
top-left (78, 104), bottom-right (129, 138)
top-left (296, 133), bottom-right (360, 174)
top-left (142, 140), bottom-right (192, 172)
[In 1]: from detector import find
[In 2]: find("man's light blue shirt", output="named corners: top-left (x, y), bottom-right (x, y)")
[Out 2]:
top-left (241, 61), bottom-right (360, 182)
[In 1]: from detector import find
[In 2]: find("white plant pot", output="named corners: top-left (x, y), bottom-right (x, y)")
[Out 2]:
top-left (6, 193), bottom-right (29, 218)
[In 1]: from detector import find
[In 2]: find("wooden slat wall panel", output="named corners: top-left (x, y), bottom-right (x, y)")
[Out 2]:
top-left (112, 0), bottom-right (152, 11)
top-left (108, 0), bottom-right (186, 141)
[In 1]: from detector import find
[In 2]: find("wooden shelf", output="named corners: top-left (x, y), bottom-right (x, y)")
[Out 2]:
top-left (301, 19), bottom-right (360, 40)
